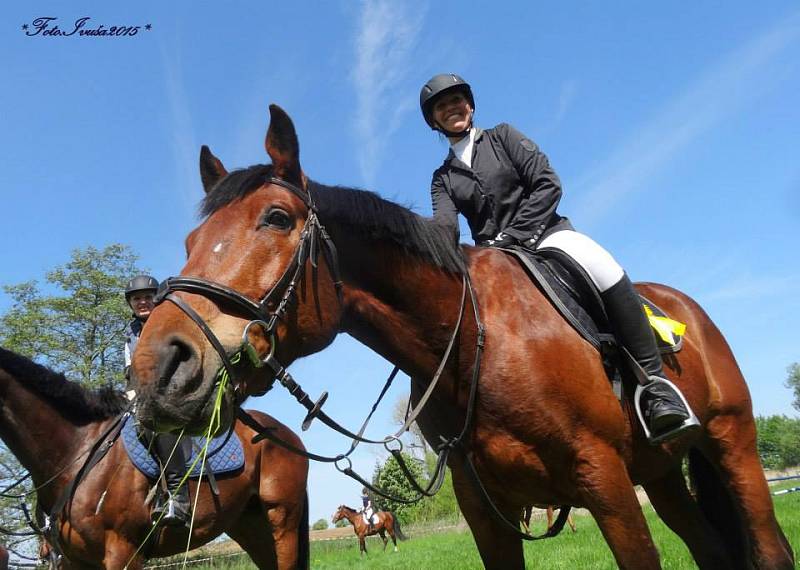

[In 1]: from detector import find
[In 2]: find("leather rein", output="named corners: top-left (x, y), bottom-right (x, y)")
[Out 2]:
top-left (154, 175), bottom-right (570, 540)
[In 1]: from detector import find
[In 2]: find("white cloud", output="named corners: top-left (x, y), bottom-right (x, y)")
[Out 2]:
top-left (572, 11), bottom-right (800, 228)
top-left (550, 79), bottom-right (578, 131)
top-left (352, 0), bottom-right (426, 185)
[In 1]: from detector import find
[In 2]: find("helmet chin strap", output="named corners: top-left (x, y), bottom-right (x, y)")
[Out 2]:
top-left (436, 112), bottom-right (473, 139)
top-left (439, 126), bottom-right (470, 138)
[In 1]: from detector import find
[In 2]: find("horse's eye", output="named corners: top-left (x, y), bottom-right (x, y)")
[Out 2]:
top-left (262, 208), bottom-right (292, 230)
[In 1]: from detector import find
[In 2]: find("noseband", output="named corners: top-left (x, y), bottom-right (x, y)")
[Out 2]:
top-left (154, 176), bottom-right (342, 426)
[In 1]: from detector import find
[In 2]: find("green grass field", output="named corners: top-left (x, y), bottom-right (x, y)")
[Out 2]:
top-left (190, 481), bottom-right (799, 569)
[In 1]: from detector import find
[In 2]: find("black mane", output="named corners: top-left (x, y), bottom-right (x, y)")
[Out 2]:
top-left (199, 164), bottom-right (464, 274)
top-left (0, 348), bottom-right (127, 424)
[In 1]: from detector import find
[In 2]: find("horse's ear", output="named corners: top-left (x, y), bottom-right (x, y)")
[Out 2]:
top-left (199, 145), bottom-right (228, 194)
top-left (265, 104), bottom-right (303, 184)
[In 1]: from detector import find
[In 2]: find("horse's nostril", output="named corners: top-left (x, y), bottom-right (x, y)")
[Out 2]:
top-left (156, 338), bottom-right (198, 392)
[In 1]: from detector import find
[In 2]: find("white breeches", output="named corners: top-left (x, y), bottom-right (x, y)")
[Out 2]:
top-left (536, 230), bottom-right (624, 293)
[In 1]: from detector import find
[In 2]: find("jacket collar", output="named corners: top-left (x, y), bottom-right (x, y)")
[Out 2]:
top-left (445, 127), bottom-right (484, 167)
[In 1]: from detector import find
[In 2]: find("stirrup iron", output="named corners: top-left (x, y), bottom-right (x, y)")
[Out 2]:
top-left (634, 378), bottom-right (700, 444)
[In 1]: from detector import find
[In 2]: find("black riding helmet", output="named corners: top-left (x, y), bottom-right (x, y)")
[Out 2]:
top-left (124, 275), bottom-right (159, 303)
top-left (419, 73), bottom-right (475, 132)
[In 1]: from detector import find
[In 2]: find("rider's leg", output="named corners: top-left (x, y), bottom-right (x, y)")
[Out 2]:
top-left (537, 230), bottom-right (693, 440)
top-left (152, 432), bottom-right (190, 525)
top-left (601, 274), bottom-right (691, 432)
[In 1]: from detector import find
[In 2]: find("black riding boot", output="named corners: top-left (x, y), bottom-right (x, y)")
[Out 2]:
top-left (602, 275), bottom-right (694, 441)
top-left (152, 432), bottom-right (190, 526)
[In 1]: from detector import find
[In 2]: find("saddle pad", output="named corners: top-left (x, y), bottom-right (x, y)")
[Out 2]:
top-left (506, 247), bottom-right (682, 354)
top-left (121, 415), bottom-right (244, 479)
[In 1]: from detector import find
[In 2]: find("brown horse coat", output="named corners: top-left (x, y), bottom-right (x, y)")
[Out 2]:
top-left (0, 348), bottom-right (308, 569)
top-left (132, 105), bottom-right (794, 570)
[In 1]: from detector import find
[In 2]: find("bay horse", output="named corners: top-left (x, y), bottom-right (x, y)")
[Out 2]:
top-left (0, 347), bottom-right (309, 569)
top-left (331, 505), bottom-right (406, 554)
top-left (131, 105), bottom-right (794, 569)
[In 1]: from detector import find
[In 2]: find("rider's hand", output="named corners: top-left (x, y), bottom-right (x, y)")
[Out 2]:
top-left (481, 232), bottom-right (517, 248)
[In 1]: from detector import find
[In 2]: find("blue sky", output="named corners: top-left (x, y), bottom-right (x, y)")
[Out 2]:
top-left (2, 2), bottom-right (799, 526)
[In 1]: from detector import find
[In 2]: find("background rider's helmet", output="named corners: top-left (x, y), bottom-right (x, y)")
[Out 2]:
top-left (419, 73), bottom-right (475, 130)
top-left (124, 275), bottom-right (159, 304)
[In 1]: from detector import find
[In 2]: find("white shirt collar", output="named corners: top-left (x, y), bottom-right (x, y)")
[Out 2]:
top-left (450, 127), bottom-right (476, 168)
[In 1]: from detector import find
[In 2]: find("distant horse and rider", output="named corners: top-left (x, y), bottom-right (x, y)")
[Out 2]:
top-left (331, 505), bottom-right (407, 555)
top-left (130, 105), bottom-right (793, 569)
top-left (0, 347), bottom-right (309, 569)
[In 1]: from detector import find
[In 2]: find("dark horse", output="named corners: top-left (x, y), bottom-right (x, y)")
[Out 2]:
top-left (0, 347), bottom-right (309, 569)
top-left (331, 505), bottom-right (406, 555)
top-left (131, 105), bottom-right (793, 569)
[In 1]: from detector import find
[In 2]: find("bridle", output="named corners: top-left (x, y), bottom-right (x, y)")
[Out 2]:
top-left (153, 174), bottom-right (571, 541)
top-left (154, 176), bottom-right (343, 426)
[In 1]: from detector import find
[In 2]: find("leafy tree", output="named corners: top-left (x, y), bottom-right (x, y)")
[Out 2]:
top-left (0, 244), bottom-right (143, 553)
top-left (755, 415), bottom-right (800, 469)
top-left (407, 451), bottom-right (461, 523)
top-left (311, 518), bottom-right (329, 531)
top-left (0, 244), bottom-right (142, 388)
top-left (371, 452), bottom-right (427, 522)
top-left (334, 518), bottom-right (350, 528)
top-left (0, 448), bottom-right (36, 557)
top-left (786, 363), bottom-right (800, 413)
top-left (373, 393), bottom-right (463, 525)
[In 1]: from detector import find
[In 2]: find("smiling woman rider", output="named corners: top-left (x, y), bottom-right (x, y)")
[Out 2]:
top-left (420, 73), bottom-right (699, 443)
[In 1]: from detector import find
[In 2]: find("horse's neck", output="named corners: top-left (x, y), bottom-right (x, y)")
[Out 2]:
top-left (0, 371), bottom-right (86, 485)
top-left (341, 242), bottom-right (467, 380)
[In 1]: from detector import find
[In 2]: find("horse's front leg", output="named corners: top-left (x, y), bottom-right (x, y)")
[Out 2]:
top-left (576, 441), bottom-right (661, 569)
top-left (359, 535), bottom-right (367, 556)
top-left (451, 460), bottom-right (524, 570)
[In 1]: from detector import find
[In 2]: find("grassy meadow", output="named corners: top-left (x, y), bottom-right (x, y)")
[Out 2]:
top-left (185, 480), bottom-right (799, 569)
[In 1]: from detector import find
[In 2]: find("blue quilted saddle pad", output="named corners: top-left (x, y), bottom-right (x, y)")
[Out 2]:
top-left (121, 415), bottom-right (244, 479)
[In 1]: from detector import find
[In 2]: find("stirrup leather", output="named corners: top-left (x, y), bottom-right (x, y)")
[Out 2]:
top-left (634, 378), bottom-right (700, 444)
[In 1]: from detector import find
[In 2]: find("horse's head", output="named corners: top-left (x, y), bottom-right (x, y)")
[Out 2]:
top-left (331, 505), bottom-right (349, 524)
top-left (132, 105), bottom-right (343, 434)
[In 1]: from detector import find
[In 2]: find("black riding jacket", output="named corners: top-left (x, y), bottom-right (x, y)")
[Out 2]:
top-left (430, 123), bottom-right (572, 246)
